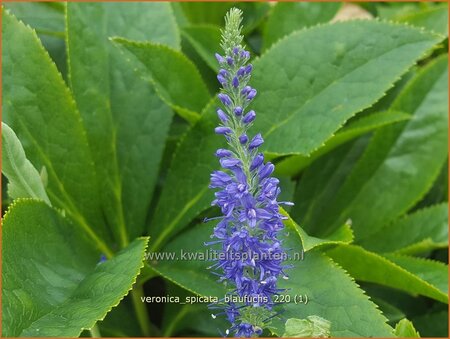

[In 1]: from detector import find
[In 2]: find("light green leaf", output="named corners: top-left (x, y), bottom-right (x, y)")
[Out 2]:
top-left (383, 4), bottom-right (448, 37)
top-left (151, 217), bottom-right (393, 337)
top-left (66, 2), bottom-right (176, 243)
top-left (252, 21), bottom-right (441, 156)
top-left (1, 122), bottom-right (50, 204)
top-left (394, 319), bottom-right (420, 338)
top-left (275, 110), bottom-right (410, 177)
top-left (114, 38), bottom-right (210, 123)
top-left (263, 2), bottom-right (341, 51)
top-left (2, 10), bottom-right (112, 254)
top-left (181, 25), bottom-right (222, 72)
top-left (360, 203), bottom-right (448, 255)
top-left (2, 199), bottom-right (149, 337)
top-left (283, 316), bottom-right (331, 338)
top-left (295, 55), bottom-right (448, 239)
top-left (327, 245), bottom-right (448, 303)
top-left (385, 254), bottom-right (449, 296)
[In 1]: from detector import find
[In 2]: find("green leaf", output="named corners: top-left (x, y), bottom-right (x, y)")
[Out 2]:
top-left (114, 37), bottom-right (210, 123)
top-left (359, 203), bottom-right (448, 255)
top-left (1, 122), bottom-right (50, 204)
top-left (4, 2), bottom-right (67, 78)
top-left (282, 207), bottom-right (354, 252)
top-left (181, 25), bottom-right (222, 72)
top-left (66, 2), bottom-right (176, 242)
top-left (263, 2), bottom-right (341, 51)
top-left (384, 254), bottom-right (449, 297)
top-left (252, 21), bottom-right (441, 156)
top-left (2, 10), bottom-right (112, 254)
top-left (2, 199), bottom-right (148, 337)
top-left (4, 2), bottom-right (64, 34)
top-left (394, 319), bottom-right (420, 338)
top-left (326, 245), bottom-right (448, 303)
top-left (283, 316), bottom-right (331, 338)
top-left (296, 54), bottom-right (449, 239)
top-left (151, 212), bottom-right (393, 337)
top-left (275, 110), bottom-right (410, 177)
top-left (383, 4), bottom-right (448, 37)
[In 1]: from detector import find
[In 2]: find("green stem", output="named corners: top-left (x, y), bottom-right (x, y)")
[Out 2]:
top-left (89, 324), bottom-right (101, 338)
top-left (131, 286), bottom-right (152, 336)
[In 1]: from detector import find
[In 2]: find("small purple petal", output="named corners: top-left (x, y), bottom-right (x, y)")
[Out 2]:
top-left (233, 47), bottom-right (240, 55)
top-left (215, 149), bottom-right (233, 157)
top-left (220, 158), bottom-right (241, 168)
top-left (249, 133), bottom-right (264, 149)
top-left (245, 64), bottom-right (253, 74)
top-left (215, 126), bottom-right (232, 135)
top-left (219, 69), bottom-right (228, 77)
top-left (237, 67), bottom-right (246, 77)
top-left (215, 53), bottom-right (225, 63)
top-left (234, 106), bottom-right (243, 116)
top-left (250, 153), bottom-right (264, 171)
top-left (241, 86), bottom-right (251, 95)
top-left (226, 56), bottom-right (233, 66)
top-left (242, 110), bottom-right (256, 124)
top-left (259, 162), bottom-right (275, 179)
top-left (232, 77), bottom-right (239, 88)
top-left (217, 109), bottom-right (228, 122)
top-left (247, 89), bottom-right (257, 100)
top-left (218, 93), bottom-right (232, 106)
top-left (239, 134), bottom-right (248, 144)
top-left (217, 74), bottom-right (227, 85)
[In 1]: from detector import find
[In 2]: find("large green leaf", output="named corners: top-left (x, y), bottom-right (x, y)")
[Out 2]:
top-left (2, 199), bottom-right (148, 337)
top-left (296, 55), bottom-right (448, 239)
top-left (66, 2), bottom-right (176, 243)
top-left (263, 2), bottom-right (341, 51)
top-left (275, 110), bottom-right (410, 177)
top-left (148, 21), bottom-right (440, 249)
top-left (2, 10), bottom-right (111, 254)
top-left (151, 218), bottom-right (393, 337)
top-left (327, 245), bottom-right (448, 303)
top-left (252, 21), bottom-right (441, 155)
top-left (1, 122), bottom-right (50, 204)
top-left (359, 203), bottom-right (448, 255)
top-left (114, 38), bottom-right (210, 123)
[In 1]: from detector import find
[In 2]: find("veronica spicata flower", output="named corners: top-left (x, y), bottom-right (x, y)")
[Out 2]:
top-left (205, 8), bottom-right (293, 337)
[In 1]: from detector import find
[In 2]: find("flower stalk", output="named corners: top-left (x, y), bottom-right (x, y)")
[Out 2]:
top-left (206, 8), bottom-right (292, 337)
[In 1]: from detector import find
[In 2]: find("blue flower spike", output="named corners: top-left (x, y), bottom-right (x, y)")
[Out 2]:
top-left (206, 8), bottom-right (292, 338)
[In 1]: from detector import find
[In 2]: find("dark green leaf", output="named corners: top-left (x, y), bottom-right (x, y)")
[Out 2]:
top-left (359, 203), bottom-right (448, 255)
top-left (327, 245), bottom-right (448, 303)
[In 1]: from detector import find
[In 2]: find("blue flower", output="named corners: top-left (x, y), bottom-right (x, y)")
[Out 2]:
top-left (205, 7), bottom-right (292, 338)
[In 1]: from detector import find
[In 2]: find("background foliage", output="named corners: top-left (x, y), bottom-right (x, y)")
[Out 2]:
top-left (2, 1), bottom-right (448, 337)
